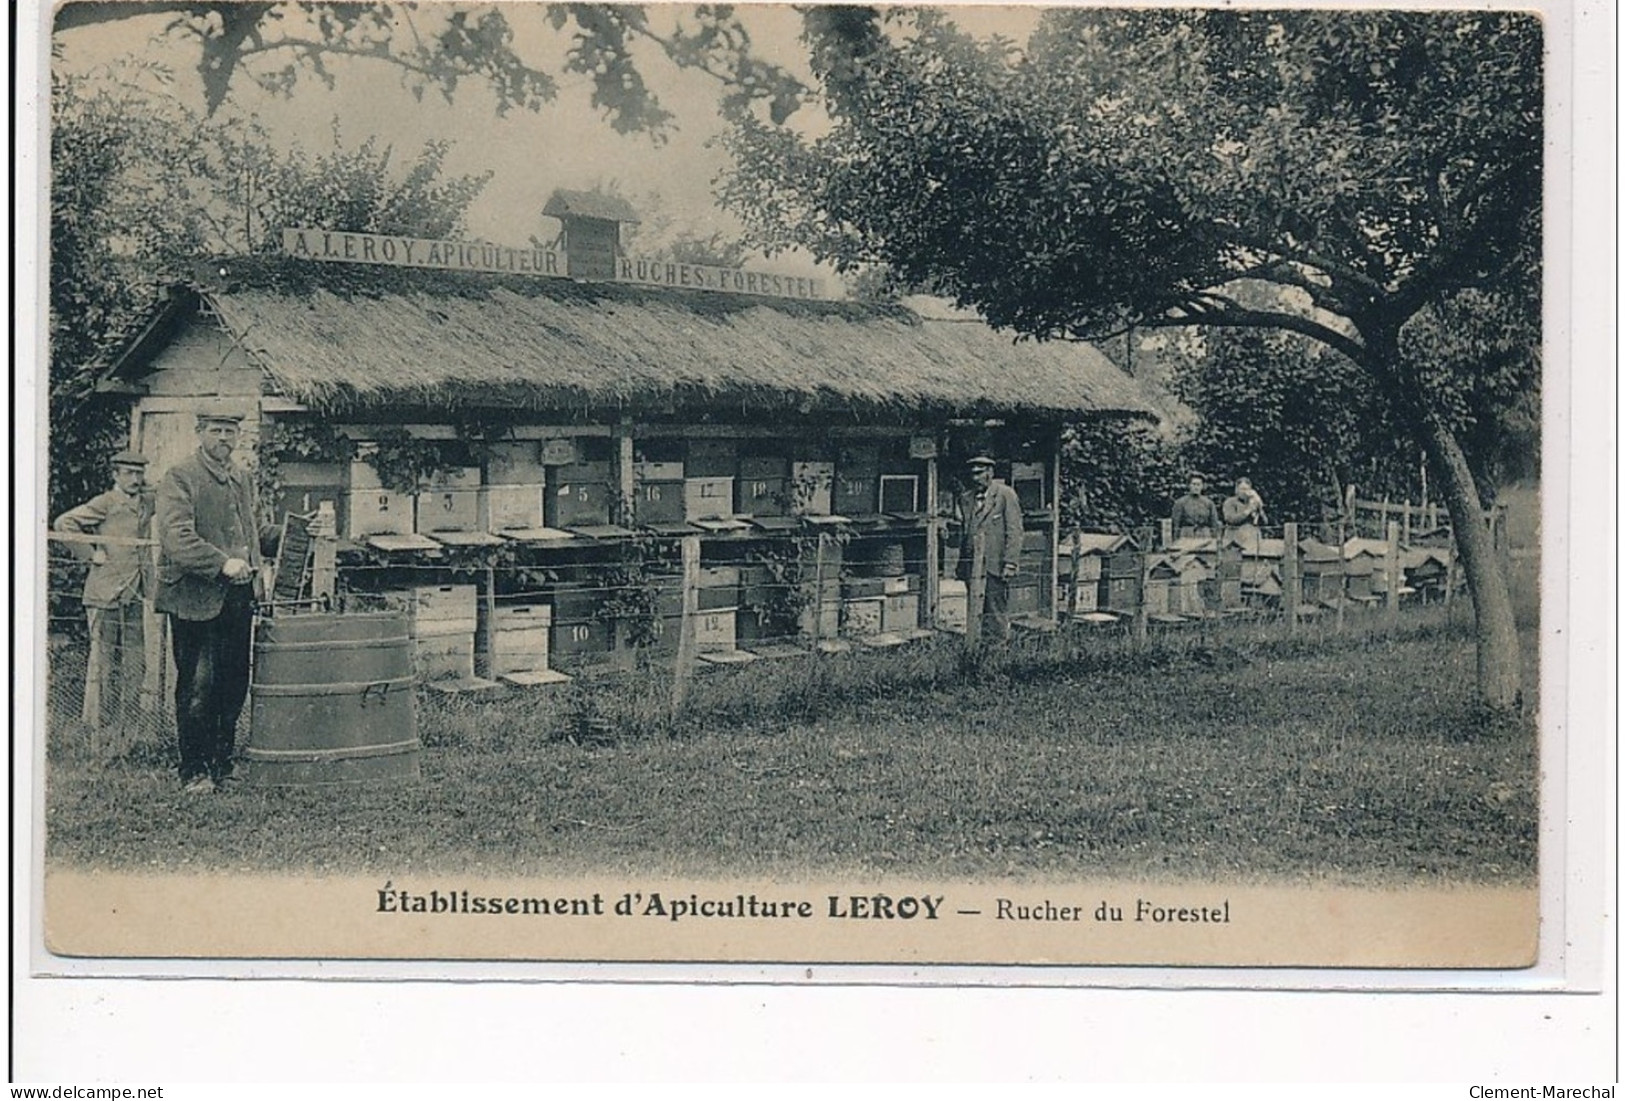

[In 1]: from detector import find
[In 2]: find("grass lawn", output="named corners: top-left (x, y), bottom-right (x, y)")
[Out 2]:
top-left (44, 609), bottom-right (1538, 884)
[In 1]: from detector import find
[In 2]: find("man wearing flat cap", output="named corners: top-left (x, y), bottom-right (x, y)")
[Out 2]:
top-left (54, 450), bottom-right (155, 730)
top-left (956, 453), bottom-right (1024, 643)
top-left (155, 412), bottom-right (282, 793)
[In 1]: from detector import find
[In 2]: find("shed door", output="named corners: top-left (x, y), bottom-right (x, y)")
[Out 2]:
top-left (134, 411), bottom-right (202, 483)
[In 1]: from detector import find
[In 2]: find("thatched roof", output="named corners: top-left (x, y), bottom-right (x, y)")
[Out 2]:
top-left (110, 258), bottom-right (1161, 420)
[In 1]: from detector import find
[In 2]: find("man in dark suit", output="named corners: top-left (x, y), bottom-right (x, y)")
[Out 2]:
top-left (957, 454), bottom-right (1024, 643)
top-left (154, 412), bottom-right (281, 792)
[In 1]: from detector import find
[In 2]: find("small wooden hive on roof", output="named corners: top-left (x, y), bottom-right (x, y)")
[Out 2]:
top-left (542, 188), bottom-right (641, 281)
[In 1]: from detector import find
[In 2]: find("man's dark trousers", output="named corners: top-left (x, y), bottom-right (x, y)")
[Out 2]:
top-left (170, 587), bottom-right (254, 782)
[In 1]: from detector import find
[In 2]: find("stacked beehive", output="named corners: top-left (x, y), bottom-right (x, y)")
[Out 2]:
top-left (416, 465), bottom-right (482, 536)
top-left (407, 584), bottom-right (478, 682)
top-left (549, 441), bottom-right (613, 529)
top-left (347, 448), bottom-right (415, 539)
top-left (684, 439), bottom-right (736, 523)
top-left (272, 460), bottom-right (348, 539)
top-left (833, 444), bottom-right (880, 516)
top-left (695, 565), bottom-right (740, 652)
top-left (548, 574), bottom-right (613, 670)
top-left (484, 441), bottom-right (547, 535)
top-left (737, 453), bottom-right (788, 517)
top-left (489, 603), bottom-right (553, 677)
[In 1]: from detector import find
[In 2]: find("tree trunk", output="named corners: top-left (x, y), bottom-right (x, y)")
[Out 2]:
top-left (1417, 409), bottom-right (1523, 712)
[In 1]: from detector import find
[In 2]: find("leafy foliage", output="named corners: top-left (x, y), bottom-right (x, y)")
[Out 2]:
top-left (55, 3), bottom-right (808, 133)
top-left (722, 7), bottom-right (1541, 706)
top-left (212, 124), bottom-right (493, 254)
top-left (1059, 418), bottom-right (1182, 534)
top-left (49, 72), bottom-right (492, 520)
top-left (1167, 326), bottom-right (1411, 520)
top-left (49, 70), bottom-right (218, 519)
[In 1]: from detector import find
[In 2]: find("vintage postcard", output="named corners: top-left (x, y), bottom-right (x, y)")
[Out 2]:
top-left (21, 0), bottom-right (1592, 993)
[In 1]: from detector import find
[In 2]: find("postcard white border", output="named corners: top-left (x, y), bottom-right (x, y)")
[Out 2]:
top-left (10, 0), bottom-right (1616, 1081)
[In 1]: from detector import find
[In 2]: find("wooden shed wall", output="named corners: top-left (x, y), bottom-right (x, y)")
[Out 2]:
top-left (129, 323), bottom-right (271, 482)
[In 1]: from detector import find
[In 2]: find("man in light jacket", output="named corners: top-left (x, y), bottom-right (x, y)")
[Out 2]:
top-left (54, 450), bottom-right (154, 729)
top-left (956, 454), bottom-right (1024, 643)
top-left (155, 413), bottom-right (281, 792)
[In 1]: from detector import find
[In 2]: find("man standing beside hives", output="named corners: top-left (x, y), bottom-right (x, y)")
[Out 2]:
top-left (155, 413), bottom-right (281, 793)
top-left (53, 450), bottom-right (155, 732)
top-left (957, 454), bottom-right (1024, 643)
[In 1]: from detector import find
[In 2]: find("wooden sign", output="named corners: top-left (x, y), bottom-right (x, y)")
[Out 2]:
top-left (616, 256), bottom-right (826, 300)
top-left (283, 228), bottom-right (564, 278)
top-left (284, 227), bottom-right (830, 301)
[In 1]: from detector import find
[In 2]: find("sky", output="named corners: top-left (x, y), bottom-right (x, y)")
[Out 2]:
top-left (51, 5), bottom-right (804, 260)
top-left (47, 4), bottom-right (1039, 283)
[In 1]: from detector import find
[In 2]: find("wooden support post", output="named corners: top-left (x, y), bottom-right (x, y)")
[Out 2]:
top-left (1132, 528), bottom-right (1150, 644)
top-left (1282, 521), bottom-right (1301, 631)
top-left (1402, 499), bottom-right (1412, 546)
top-left (809, 532), bottom-right (828, 648)
top-left (1067, 535), bottom-right (1083, 621)
top-left (1378, 498), bottom-right (1389, 537)
top-left (142, 541), bottom-right (168, 722)
top-left (670, 534), bottom-right (701, 716)
top-left (1384, 520), bottom-right (1401, 619)
top-left (1334, 556), bottom-right (1347, 633)
top-left (615, 418), bottom-right (636, 527)
top-left (477, 564), bottom-right (497, 679)
top-left (1158, 518), bottom-right (1173, 549)
top-left (1048, 432), bottom-right (1062, 622)
top-left (611, 421), bottom-right (639, 672)
top-left (923, 450), bottom-right (940, 625)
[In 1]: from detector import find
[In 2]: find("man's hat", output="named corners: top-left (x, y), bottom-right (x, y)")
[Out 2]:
top-left (195, 411), bottom-right (244, 428)
top-left (965, 453), bottom-right (996, 468)
top-left (110, 450), bottom-right (148, 468)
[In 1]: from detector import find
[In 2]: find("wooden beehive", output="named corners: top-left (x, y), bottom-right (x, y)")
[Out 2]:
top-left (490, 603), bottom-right (553, 675)
top-left (841, 596), bottom-right (885, 636)
top-left (406, 584), bottom-right (478, 681)
top-left (790, 461), bottom-right (835, 515)
top-left (684, 476), bottom-right (735, 521)
top-left (883, 591), bottom-right (920, 631)
top-left (694, 608), bottom-right (737, 652)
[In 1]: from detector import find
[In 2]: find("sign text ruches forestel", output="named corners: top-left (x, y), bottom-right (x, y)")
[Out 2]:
top-left (281, 228), bottom-right (826, 300)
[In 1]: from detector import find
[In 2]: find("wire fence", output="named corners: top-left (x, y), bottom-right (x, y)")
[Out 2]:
top-left (42, 511), bottom-right (1524, 773)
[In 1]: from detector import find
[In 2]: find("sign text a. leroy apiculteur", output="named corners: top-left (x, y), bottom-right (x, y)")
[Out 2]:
top-left (281, 227), bottom-right (827, 300)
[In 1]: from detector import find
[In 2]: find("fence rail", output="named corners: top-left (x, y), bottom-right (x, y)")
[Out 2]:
top-left (43, 504), bottom-right (1506, 766)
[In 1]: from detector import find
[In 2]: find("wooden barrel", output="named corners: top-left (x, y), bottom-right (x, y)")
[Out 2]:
top-left (243, 611), bottom-right (420, 785)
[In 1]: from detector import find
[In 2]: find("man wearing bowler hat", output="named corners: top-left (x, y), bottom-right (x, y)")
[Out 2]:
top-left (956, 453), bottom-right (1024, 644)
top-left (155, 412), bottom-right (283, 792)
top-left (54, 450), bottom-right (155, 731)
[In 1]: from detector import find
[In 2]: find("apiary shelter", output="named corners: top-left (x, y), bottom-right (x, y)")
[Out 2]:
top-left (96, 240), bottom-right (1160, 674)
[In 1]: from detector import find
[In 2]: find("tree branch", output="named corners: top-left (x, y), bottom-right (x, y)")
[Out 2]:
top-left (52, 1), bottom-right (201, 34)
top-left (1215, 221), bottom-right (1389, 300)
top-left (1145, 295), bottom-right (1371, 367)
